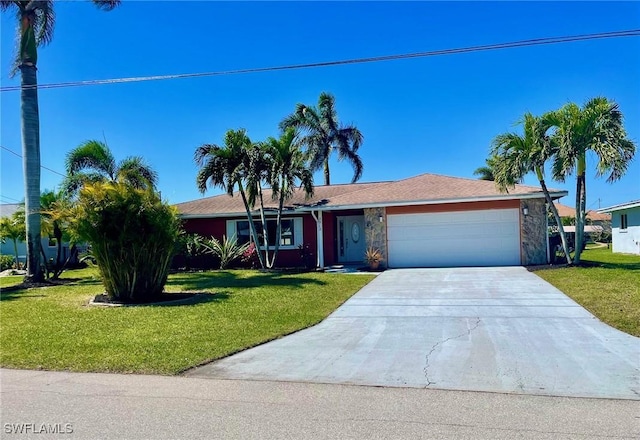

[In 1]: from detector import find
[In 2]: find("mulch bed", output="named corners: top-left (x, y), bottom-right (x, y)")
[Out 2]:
top-left (91, 292), bottom-right (197, 306)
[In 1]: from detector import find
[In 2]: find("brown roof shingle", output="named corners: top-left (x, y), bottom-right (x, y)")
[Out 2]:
top-left (176, 173), bottom-right (565, 217)
top-left (554, 203), bottom-right (611, 221)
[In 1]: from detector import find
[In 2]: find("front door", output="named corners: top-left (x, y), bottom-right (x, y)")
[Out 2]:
top-left (337, 216), bottom-right (366, 263)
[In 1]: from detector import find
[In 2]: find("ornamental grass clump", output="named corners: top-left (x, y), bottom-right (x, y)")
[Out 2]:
top-left (71, 182), bottom-right (180, 302)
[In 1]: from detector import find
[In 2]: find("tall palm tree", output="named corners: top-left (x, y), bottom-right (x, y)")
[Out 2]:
top-left (263, 127), bottom-right (314, 268)
top-left (491, 112), bottom-right (572, 264)
top-left (280, 92), bottom-right (363, 186)
top-left (550, 97), bottom-right (636, 264)
top-left (0, 0), bottom-right (120, 282)
top-left (194, 129), bottom-right (266, 269)
top-left (63, 140), bottom-right (158, 196)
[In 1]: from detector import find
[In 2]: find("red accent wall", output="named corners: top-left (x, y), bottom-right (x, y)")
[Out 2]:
top-left (386, 200), bottom-right (520, 215)
top-left (183, 215), bottom-right (320, 268)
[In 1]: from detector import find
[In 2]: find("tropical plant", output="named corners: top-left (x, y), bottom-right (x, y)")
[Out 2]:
top-left (261, 127), bottom-right (314, 267)
top-left (195, 128), bottom-right (266, 268)
top-left (364, 247), bottom-right (383, 269)
top-left (549, 97), bottom-right (636, 264)
top-left (280, 92), bottom-right (363, 186)
top-left (63, 140), bottom-right (158, 197)
top-left (175, 232), bottom-right (206, 271)
top-left (39, 189), bottom-right (76, 279)
top-left (69, 181), bottom-right (180, 302)
top-left (491, 112), bottom-right (572, 264)
top-left (0, 254), bottom-right (15, 271)
top-left (0, 214), bottom-right (25, 269)
top-left (0, 0), bottom-right (120, 283)
top-left (201, 235), bottom-right (250, 270)
top-left (473, 156), bottom-right (499, 181)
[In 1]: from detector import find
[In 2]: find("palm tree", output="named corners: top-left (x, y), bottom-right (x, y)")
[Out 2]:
top-left (63, 140), bottom-right (158, 196)
top-left (280, 92), bottom-right (363, 186)
top-left (0, 0), bottom-right (120, 282)
top-left (194, 129), bottom-right (266, 269)
top-left (263, 127), bottom-right (314, 267)
top-left (491, 112), bottom-right (572, 264)
top-left (40, 189), bottom-right (77, 279)
top-left (0, 214), bottom-right (26, 270)
top-left (550, 97), bottom-right (636, 264)
top-left (473, 156), bottom-right (499, 181)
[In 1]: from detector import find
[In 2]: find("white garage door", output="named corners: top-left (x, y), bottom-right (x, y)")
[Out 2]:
top-left (387, 209), bottom-right (521, 267)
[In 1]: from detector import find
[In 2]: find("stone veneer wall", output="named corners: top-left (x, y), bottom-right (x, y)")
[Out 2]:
top-left (520, 198), bottom-right (547, 265)
top-left (364, 207), bottom-right (387, 266)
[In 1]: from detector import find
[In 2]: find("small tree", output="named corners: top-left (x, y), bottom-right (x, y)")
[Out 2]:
top-left (0, 214), bottom-right (25, 269)
top-left (69, 182), bottom-right (180, 302)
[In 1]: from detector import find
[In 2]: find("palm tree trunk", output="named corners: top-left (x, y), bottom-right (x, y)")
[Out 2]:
top-left (575, 172), bottom-right (587, 264)
top-left (12, 239), bottom-right (20, 270)
top-left (573, 156), bottom-right (586, 264)
top-left (323, 159), bottom-right (330, 186)
top-left (269, 177), bottom-right (286, 268)
top-left (20, 63), bottom-right (44, 282)
top-left (256, 182), bottom-right (271, 268)
top-left (536, 168), bottom-right (571, 264)
top-left (237, 181), bottom-right (266, 269)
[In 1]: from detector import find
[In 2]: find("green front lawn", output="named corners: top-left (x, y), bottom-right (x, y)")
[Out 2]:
top-left (0, 268), bottom-right (374, 374)
top-left (536, 247), bottom-right (640, 337)
top-left (0, 275), bottom-right (24, 288)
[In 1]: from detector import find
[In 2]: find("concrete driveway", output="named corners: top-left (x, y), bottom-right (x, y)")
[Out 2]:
top-left (187, 267), bottom-right (640, 399)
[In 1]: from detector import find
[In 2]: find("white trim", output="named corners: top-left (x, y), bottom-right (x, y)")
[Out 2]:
top-left (599, 200), bottom-right (640, 213)
top-left (295, 192), bottom-right (568, 212)
top-left (226, 217), bottom-right (302, 250)
top-left (311, 211), bottom-right (324, 268)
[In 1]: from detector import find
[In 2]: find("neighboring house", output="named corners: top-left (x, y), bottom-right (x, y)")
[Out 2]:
top-left (553, 202), bottom-right (611, 226)
top-left (0, 203), bottom-right (77, 266)
top-left (176, 173), bottom-right (567, 268)
top-left (598, 200), bottom-right (640, 255)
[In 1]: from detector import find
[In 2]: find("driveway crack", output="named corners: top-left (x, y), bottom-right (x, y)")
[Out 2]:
top-left (424, 317), bottom-right (481, 387)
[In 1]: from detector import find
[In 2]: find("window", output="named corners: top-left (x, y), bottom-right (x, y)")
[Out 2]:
top-left (48, 236), bottom-right (57, 247)
top-left (229, 218), bottom-right (300, 249)
top-left (620, 214), bottom-right (628, 231)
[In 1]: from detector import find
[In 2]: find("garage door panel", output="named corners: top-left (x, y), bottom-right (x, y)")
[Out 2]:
top-left (387, 209), bottom-right (520, 267)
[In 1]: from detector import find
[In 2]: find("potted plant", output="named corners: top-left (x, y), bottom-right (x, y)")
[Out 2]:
top-left (364, 247), bottom-right (384, 270)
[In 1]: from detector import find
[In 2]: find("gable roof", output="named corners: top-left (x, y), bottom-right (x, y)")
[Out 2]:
top-left (554, 203), bottom-right (611, 221)
top-left (176, 173), bottom-right (567, 217)
top-left (598, 200), bottom-right (640, 213)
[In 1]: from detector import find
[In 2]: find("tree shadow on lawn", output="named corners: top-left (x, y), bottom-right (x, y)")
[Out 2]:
top-left (166, 270), bottom-right (326, 292)
top-left (90, 291), bottom-right (231, 307)
top-left (580, 260), bottom-right (640, 271)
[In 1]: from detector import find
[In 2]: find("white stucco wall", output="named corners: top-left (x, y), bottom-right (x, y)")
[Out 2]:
top-left (611, 207), bottom-right (640, 255)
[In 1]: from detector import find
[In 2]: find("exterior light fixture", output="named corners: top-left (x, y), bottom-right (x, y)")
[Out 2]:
top-left (522, 206), bottom-right (529, 216)
top-left (379, 215), bottom-right (384, 222)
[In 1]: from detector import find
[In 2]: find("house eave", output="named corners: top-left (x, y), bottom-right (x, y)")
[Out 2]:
top-left (295, 191), bottom-right (568, 212)
top-left (598, 200), bottom-right (640, 213)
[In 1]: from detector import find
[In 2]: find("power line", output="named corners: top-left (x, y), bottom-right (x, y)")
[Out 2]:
top-left (1, 29), bottom-right (638, 93)
top-left (0, 145), bottom-right (66, 177)
top-left (0, 195), bottom-right (22, 203)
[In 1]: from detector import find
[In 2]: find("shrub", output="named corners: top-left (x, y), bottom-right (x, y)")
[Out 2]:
top-left (0, 254), bottom-right (15, 271)
top-left (201, 235), bottom-right (250, 269)
top-left (71, 182), bottom-right (180, 302)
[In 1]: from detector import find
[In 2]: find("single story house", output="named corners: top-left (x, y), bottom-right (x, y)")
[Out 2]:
top-left (554, 202), bottom-right (611, 225)
top-left (598, 200), bottom-right (640, 255)
top-left (175, 173), bottom-right (568, 268)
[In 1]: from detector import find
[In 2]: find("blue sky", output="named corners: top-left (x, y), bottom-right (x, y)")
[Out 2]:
top-left (1, 1), bottom-right (639, 210)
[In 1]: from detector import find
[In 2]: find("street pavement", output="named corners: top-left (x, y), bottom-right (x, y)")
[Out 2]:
top-left (187, 267), bottom-right (640, 400)
top-left (2, 369), bottom-right (639, 439)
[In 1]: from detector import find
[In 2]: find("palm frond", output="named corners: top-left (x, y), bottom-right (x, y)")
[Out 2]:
top-left (66, 140), bottom-right (116, 178)
top-left (91, 0), bottom-right (121, 11)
